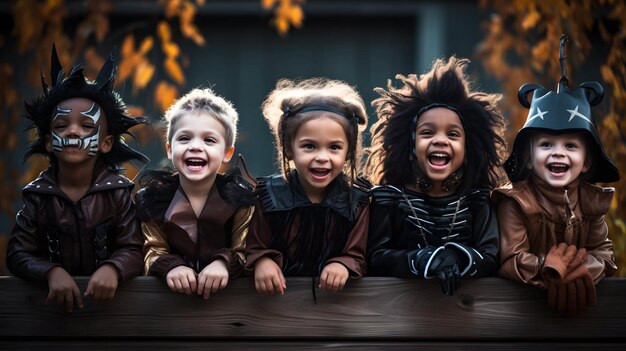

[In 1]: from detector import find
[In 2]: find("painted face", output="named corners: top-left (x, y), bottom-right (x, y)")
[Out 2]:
top-left (291, 115), bottom-right (349, 203)
top-left (529, 132), bottom-right (589, 188)
top-left (47, 97), bottom-right (110, 163)
top-left (167, 111), bottom-right (234, 185)
top-left (413, 107), bottom-right (465, 193)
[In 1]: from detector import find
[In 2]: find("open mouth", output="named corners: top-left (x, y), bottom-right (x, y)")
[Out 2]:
top-left (428, 152), bottom-right (451, 167)
top-left (310, 168), bottom-right (331, 177)
top-left (548, 163), bottom-right (569, 174)
top-left (185, 158), bottom-right (207, 170)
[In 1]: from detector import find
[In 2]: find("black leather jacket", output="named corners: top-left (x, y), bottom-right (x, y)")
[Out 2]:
top-left (367, 185), bottom-right (499, 279)
top-left (6, 167), bottom-right (143, 281)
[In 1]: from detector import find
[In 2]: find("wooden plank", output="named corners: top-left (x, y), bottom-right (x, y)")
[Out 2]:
top-left (0, 276), bottom-right (625, 341)
top-left (0, 342), bottom-right (623, 350)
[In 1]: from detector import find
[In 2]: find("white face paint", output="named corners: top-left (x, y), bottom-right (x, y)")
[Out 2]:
top-left (50, 101), bottom-right (103, 157)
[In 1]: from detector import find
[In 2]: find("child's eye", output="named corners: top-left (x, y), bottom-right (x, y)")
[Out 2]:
top-left (448, 131), bottom-right (460, 137)
top-left (418, 129), bottom-right (432, 136)
top-left (540, 142), bottom-right (551, 148)
top-left (204, 137), bottom-right (216, 144)
top-left (177, 135), bottom-right (190, 142)
top-left (330, 145), bottom-right (343, 151)
top-left (82, 124), bottom-right (95, 130)
top-left (303, 143), bottom-right (315, 150)
top-left (565, 143), bottom-right (578, 149)
top-left (53, 124), bottom-right (67, 130)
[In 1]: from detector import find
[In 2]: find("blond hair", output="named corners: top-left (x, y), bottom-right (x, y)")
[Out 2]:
top-left (164, 88), bottom-right (238, 148)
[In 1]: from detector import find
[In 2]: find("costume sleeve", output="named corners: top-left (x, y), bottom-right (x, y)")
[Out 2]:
top-left (584, 214), bottom-right (617, 283)
top-left (142, 220), bottom-right (189, 278)
top-left (443, 197), bottom-right (499, 278)
top-left (244, 203), bottom-right (284, 275)
top-left (325, 204), bottom-right (369, 278)
top-left (100, 188), bottom-right (144, 282)
top-left (496, 196), bottom-right (546, 288)
top-left (367, 199), bottom-right (423, 278)
top-left (210, 206), bottom-right (254, 278)
top-left (6, 192), bottom-right (60, 280)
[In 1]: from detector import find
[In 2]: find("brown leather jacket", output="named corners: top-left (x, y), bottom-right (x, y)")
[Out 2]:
top-left (6, 167), bottom-right (144, 281)
top-left (139, 174), bottom-right (254, 278)
top-left (492, 176), bottom-right (616, 289)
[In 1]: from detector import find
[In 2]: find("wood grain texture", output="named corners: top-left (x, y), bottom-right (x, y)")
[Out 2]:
top-left (0, 276), bottom-right (625, 341)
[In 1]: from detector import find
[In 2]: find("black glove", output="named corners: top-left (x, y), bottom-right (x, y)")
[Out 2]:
top-left (429, 248), bottom-right (461, 296)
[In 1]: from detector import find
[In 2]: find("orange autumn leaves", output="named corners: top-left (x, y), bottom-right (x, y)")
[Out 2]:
top-left (262, 0), bottom-right (304, 36)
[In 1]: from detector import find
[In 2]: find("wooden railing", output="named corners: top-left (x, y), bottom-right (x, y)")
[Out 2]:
top-left (1, 276), bottom-right (625, 349)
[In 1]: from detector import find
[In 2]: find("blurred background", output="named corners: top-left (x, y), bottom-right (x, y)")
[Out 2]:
top-left (1, 0), bottom-right (624, 276)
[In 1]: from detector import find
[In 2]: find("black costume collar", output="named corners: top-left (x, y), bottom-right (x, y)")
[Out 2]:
top-left (258, 170), bottom-right (367, 221)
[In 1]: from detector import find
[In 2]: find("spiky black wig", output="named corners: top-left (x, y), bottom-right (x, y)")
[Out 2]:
top-left (24, 44), bottom-right (149, 169)
top-left (366, 57), bottom-right (506, 193)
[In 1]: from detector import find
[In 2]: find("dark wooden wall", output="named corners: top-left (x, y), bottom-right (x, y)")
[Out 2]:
top-left (1, 276), bottom-right (625, 349)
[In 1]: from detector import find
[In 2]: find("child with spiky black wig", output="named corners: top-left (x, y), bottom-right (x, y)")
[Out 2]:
top-left (493, 36), bottom-right (619, 315)
top-left (245, 78), bottom-right (370, 298)
top-left (365, 57), bottom-right (505, 296)
top-left (6, 45), bottom-right (149, 313)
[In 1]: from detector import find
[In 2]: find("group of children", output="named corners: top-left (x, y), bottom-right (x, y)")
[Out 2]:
top-left (6, 40), bottom-right (618, 316)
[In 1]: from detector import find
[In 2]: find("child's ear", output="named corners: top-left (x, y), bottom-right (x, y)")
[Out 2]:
top-left (99, 135), bottom-right (114, 154)
top-left (223, 146), bottom-right (235, 163)
top-left (166, 142), bottom-right (173, 160)
top-left (583, 155), bottom-right (592, 173)
top-left (45, 135), bottom-right (52, 153)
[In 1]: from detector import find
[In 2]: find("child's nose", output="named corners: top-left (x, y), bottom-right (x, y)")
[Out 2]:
top-left (314, 152), bottom-right (329, 162)
top-left (188, 138), bottom-right (203, 150)
top-left (432, 135), bottom-right (449, 145)
top-left (66, 124), bottom-right (81, 137)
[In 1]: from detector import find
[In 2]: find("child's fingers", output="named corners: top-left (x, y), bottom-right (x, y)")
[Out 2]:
top-left (197, 274), bottom-right (207, 297)
top-left (45, 290), bottom-right (57, 305)
top-left (555, 242), bottom-right (568, 256)
top-left (210, 277), bottom-right (222, 293)
top-left (271, 275), bottom-right (284, 295)
top-left (166, 277), bottom-right (176, 292)
top-left (319, 270), bottom-right (329, 289)
top-left (563, 245), bottom-right (578, 263)
top-left (64, 290), bottom-right (74, 313)
top-left (84, 282), bottom-right (94, 297)
top-left (172, 278), bottom-right (183, 294)
top-left (220, 275), bottom-right (229, 289)
top-left (329, 274), bottom-right (342, 293)
top-left (180, 276), bottom-right (192, 295)
top-left (188, 274), bottom-right (198, 294)
top-left (568, 249), bottom-right (587, 270)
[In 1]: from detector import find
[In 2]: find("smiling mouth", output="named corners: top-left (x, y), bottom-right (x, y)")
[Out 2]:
top-left (310, 168), bottom-right (331, 177)
top-left (548, 163), bottom-right (569, 174)
top-left (428, 152), bottom-right (450, 166)
top-left (185, 158), bottom-right (207, 169)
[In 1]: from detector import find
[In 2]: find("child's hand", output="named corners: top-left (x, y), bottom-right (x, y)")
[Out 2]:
top-left (254, 257), bottom-right (286, 295)
top-left (46, 266), bottom-right (83, 313)
top-left (85, 263), bottom-right (120, 302)
top-left (166, 265), bottom-right (197, 295)
top-left (320, 262), bottom-right (349, 293)
top-left (197, 259), bottom-right (229, 299)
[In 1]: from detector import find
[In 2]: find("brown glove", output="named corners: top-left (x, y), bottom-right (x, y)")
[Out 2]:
top-left (547, 259), bottom-right (596, 315)
top-left (542, 243), bottom-right (578, 284)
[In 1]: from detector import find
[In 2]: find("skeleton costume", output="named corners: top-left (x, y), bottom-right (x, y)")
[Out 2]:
top-left (6, 45), bottom-right (148, 281)
top-left (368, 185), bottom-right (499, 279)
top-left (365, 58), bottom-right (505, 295)
top-left (494, 36), bottom-right (619, 288)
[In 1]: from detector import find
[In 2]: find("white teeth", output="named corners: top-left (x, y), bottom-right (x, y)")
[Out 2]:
top-left (430, 153), bottom-right (449, 158)
top-left (550, 164), bottom-right (567, 168)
